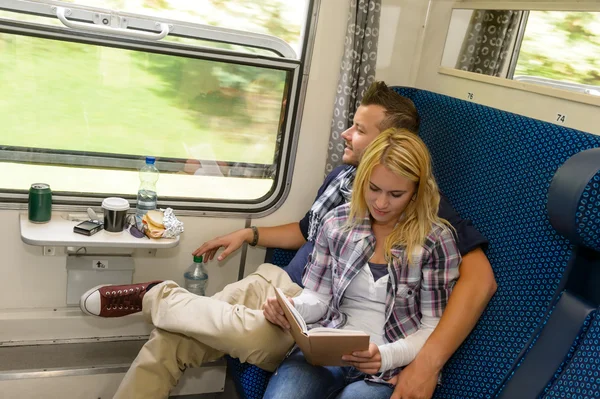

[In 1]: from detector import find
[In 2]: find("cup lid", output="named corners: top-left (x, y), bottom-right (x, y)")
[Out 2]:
top-left (102, 197), bottom-right (130, 211)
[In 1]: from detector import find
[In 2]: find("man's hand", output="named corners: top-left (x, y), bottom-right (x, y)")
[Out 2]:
top-left (391, 356), bottom-right (439, 399)
top-left (193, 228), bottom-right (252, 262)
top-left (263, 297), bottom-right (293, 330)
top-left (341, 343), bottom-right (381, 375)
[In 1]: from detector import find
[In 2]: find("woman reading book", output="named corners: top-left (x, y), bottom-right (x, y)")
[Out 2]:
top-left (262, 128), bottom-right (461, 399)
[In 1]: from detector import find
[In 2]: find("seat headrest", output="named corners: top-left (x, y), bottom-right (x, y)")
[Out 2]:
top-left (548, 148), bottom-right (600, 251)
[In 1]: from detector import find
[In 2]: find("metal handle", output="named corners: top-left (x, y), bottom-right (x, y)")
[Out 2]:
top-left (55, 7), bottom-right (170, 41)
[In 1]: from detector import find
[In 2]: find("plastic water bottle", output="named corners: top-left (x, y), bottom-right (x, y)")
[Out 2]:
top-left (184, 255), bottom-right (208, 296)
top-left (136, 156), bottom-right (159, 227)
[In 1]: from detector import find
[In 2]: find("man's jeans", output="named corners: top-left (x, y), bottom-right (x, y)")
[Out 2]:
top-left (263, 349), bottom-right (394, 399)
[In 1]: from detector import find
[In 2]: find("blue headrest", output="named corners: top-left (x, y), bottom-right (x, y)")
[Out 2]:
top-left (548, 148), bottom-right (600, 252)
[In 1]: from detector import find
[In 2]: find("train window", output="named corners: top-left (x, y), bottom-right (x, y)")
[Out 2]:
top-left (513, 11), bottom-right (600, 96)
top-left (441, 7), bottom-right (600, 104)
top-left (0, 0), bottom-right (313, 214)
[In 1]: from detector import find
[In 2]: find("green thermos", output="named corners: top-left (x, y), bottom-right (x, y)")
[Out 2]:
top-left (28, 183), bottom-right (52, 223)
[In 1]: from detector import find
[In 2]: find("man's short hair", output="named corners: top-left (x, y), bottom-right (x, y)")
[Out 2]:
top-left (361, 81), bottom-right (420, 133)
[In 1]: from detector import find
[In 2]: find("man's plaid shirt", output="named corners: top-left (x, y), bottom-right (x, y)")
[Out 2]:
top-left (302, 203), bottom-right (461, 380)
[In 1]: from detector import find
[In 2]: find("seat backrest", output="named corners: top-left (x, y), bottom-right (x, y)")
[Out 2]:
top-left (502, 148), bottom-right (600, 398)
top-left (393, 87), bottom-right (600, 398)
top-left (264, 247), bottom-right (298, 268)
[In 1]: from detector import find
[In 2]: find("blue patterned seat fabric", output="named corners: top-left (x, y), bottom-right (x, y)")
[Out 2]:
top-left (392, 87), bottom-right (600, 398)
top-left (226, 355), bottom-right (273, 399)
top-left (542, 310), bottom-right (600, 398)
top-left (227, 248), bottom-right (295, 399)
top-left (265, 247), bottom-right (298, 268)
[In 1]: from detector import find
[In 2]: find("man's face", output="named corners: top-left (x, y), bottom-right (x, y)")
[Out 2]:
top-left (341, 105), bottom-right (386, 166)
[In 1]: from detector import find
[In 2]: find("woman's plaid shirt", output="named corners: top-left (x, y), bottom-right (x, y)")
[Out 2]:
top-left (302, 203), bottom-right (461, 380)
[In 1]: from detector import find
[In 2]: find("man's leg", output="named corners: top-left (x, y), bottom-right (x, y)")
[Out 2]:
top-left (211, 263), bottom-right (302, 307)
top-left (114, 328), bottom-right (223, 399)
top-left (80, 263), bottom-right (302, 370)
top-left (142, 263), bottom-right (302, 370)
top-left (112, 263), bottom-right (298, 399)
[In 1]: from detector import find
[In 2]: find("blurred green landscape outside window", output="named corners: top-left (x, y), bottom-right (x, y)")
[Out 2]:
top-left (515, 11), bottom-right (600, 92)
top-left (0, 0), bottom-right (310, 207)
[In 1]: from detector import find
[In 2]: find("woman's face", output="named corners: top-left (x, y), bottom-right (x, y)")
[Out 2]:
top-left (365, 164), bottom-right (417, 228)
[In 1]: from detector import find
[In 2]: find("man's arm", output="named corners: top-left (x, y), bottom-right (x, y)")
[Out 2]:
top-left (253, 223), bottom-right (307, 249)
top-left (195, 166), bottom-right (350, 262)
top-left (194, 223), bottom-right (306, 262)
top-left (392, 248), bottom-right (497, 399)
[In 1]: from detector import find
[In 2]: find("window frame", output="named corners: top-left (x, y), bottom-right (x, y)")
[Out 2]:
top-left (0, 0), bottom-right (299, 57)
top-left (439, 1), bottom-right (600, 108)
top-left (0, 0), bottom-right (320, 217)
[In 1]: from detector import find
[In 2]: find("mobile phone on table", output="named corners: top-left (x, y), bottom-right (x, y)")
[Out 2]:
top-left (74, 220), bottom-right (103, 236)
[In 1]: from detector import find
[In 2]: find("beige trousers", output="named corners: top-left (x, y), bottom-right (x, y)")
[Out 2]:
top-left (113, 263), bottom-right (302, 399)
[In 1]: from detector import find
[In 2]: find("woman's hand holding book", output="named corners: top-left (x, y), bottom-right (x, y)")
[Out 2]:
top-left (263, 296), bottom-right (294, 330)
top-left (341, 343), bottom-right (382, 374)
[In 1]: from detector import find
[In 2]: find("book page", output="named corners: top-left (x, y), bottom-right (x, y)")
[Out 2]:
top-left (275, 287), bottom-right (308, 334)
top-left (308, 327), bottom-right (368, 336)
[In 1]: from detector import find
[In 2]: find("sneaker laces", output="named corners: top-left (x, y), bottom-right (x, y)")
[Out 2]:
top-left (103, 286), bottom-right (145, 312)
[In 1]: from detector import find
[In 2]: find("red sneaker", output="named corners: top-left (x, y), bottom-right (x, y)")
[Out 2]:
top-left (79, 281), bottom-right (162, 317)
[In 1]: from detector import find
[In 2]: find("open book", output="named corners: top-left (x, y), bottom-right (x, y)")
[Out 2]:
top-left (275, 287), bottom-right (370, 366)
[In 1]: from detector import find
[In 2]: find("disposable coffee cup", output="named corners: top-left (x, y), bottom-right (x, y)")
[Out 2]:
top-left (102, 197), bottom-right (130, 233)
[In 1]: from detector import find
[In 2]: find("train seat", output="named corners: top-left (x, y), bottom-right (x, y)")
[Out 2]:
top-left (229, 88), bottom-right (600, 399)
top-left (393, 87), bottom-right (600, 399)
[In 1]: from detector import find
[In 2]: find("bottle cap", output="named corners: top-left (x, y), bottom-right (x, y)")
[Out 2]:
top-left (193, 255), bottom-right (203, 263)
top-left (145, 156), bottom-right (156, 165)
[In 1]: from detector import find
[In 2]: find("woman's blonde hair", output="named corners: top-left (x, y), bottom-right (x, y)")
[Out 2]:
top-left (347, 128), bottom-right (447, 263)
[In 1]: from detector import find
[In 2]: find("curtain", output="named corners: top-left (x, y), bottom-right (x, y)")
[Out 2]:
top-left (456, 10), bottom-right (523, 77)
top-left (324, 0), bottom-right (382, 174)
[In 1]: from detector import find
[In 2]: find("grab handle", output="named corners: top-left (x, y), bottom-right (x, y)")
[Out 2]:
top-left (55, 7), bottom-right (170, 41)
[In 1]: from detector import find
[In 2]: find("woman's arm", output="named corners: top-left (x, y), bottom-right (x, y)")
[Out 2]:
top-left (293, 289), bottom-right (331, 323)
top-left (265, 213), bottom-right (336, 329)
top-left (263, 288), bottom-right (330, 330)
top-left (378, 315), bottom-right (440, 370)
top-left (301, 214), bottom-right (335, 295)
top-left (419, 226), bottom-right (461, 319)
top-left (383, 227), bottom-right (460, 372)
